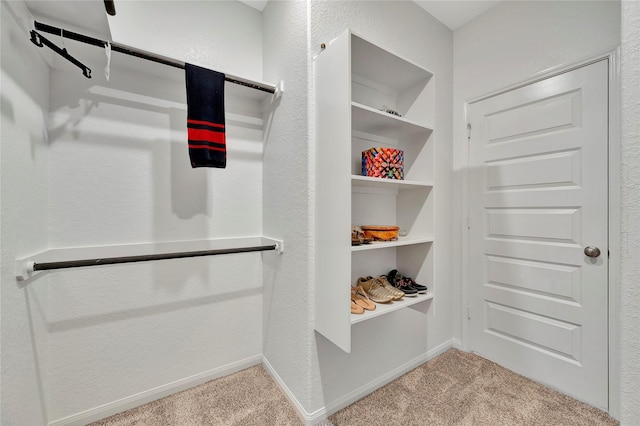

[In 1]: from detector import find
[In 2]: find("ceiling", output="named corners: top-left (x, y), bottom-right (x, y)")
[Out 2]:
top-left (412, 1), bottom-right (503, 30)
top-left (239, 1), bottom-right (503, 30)
top-left (23, 0), bottom-right (503, 41)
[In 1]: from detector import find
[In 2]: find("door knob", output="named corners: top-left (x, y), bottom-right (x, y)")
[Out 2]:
top-left (584, 246), bottom-right (601, 258)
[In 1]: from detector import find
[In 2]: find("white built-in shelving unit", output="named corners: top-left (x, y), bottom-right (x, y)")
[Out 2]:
top-left (315, 29), bottom-right (435, 352)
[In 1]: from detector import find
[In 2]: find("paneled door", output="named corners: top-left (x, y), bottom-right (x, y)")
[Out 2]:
top-left (467, 60), bottom-right (609, 409)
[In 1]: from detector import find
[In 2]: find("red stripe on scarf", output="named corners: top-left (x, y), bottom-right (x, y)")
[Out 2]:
top-left (188, 128), bottom-right (226, 144)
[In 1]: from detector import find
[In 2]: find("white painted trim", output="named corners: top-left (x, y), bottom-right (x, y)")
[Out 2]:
top-left (607, 47), bottom-right (621, 421)
top-left (451, 337), bottom-right (463, 350)
top-left (47, 355), bottom-right (262, 426)
top-left (318, 340), bottom-right (455, 421)
top-left (261, 355), bottom-right (316, 425)
top-left (271, 339), bottom-right (457, 425)
top-left (47, 340), bottom-right (460, 426)
top-left (460, 49), bottom-right (621, 418)
top-left (460, 102), bottom-right (471, 353)
top-left (467, 48), bottom-right (620, 105)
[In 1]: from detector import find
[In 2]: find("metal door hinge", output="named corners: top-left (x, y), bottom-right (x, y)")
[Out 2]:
top-left (467, 216), bottom-right (471, 229)
top-left (467, 123), bottom-right (471, 140)
top-left (467, 305), bottom-right (471, 319)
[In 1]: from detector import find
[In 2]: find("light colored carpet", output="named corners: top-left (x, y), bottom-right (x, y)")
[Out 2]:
top-left (329, 349), bottom-right (617, 425)
top-left (90, 365), bottom-right (302, 426)
top-left (92, 349), bottom-right (617, 426)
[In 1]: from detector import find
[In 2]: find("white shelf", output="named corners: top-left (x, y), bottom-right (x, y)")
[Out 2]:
top-left (351, 236), bottom-right (433, 252)
top-left (351, 32), bottom-right (433, 94)
top-left (351, 292), bottom-right (434, 324)
top-left (352, 175), bottom-right (433, 190)
top-left (315, 29), bottom-right (435, 353)
top-left (351, 102), bottom-right (433, 139)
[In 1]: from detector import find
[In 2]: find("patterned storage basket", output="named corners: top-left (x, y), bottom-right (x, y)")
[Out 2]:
top-left (361, 147), bottom-right (404, 180)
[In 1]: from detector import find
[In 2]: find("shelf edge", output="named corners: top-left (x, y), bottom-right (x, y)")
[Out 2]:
top-left (351, 238), bottom-right (433, 252)
top-left (351, 292), bottom-right (434, 324)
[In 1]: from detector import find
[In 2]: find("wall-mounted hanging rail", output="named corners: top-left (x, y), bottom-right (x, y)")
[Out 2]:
top-left (16, 237), bottom-right (283, 280)
top-left (32, 244), bottom-right (277, 271)
top-left (32, 20), bottom-right (278, 95)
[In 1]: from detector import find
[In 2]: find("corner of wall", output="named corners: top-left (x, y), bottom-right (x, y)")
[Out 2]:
top-left (619, 1), bottom-right (640, 422)
top-left (261, 0), bottom-right (315, 415)
top-left (1, 0), bottom-right (51, 424)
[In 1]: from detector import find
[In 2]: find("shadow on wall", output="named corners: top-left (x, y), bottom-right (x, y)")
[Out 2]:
top-left (46, 58), bottom-right (268, 224)
top-left (314, 304), bottom-right (431, 413)
top-left (6, 2), bottom-right (271, 421)
top-left (47, 60), bottom-right (212, 221)
top-left (23, 285), bottom-right (49, 424)
top-left (35, 53), bottom-right (270, 326)
top-left (42, 280), bottom-right (263, 333)
top-left (1, 93), bottom-right (15, 120)
top-left (22, 250), bottom-right (265, 331)
top-left (1, 5), bottom-right (50, 164)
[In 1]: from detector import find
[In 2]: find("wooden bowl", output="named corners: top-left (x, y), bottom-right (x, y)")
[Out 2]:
top-left (360, 225), bottom-right (400, 241)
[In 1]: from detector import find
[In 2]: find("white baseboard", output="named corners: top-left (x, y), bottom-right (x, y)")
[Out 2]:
top-left (265, 339), bottom-right (457, 425)
top-left (262, 355), bottom-right (319, 425)
top-left (49, 340), bottom-right (457, 426)
top-left (48, 355), bottom-right (262, 426)
top-left (451, 337), bottom-right (463, 350)
top-left (317, 339), bottom-right (456, 423)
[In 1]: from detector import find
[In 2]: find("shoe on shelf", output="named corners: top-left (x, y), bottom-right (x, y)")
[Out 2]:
top-left (357, 276), bottom-right (393, 299)
top-left (387, 269), bottom-right (428, 294)
top-left (351, 300), bottom-right (364, 314)
top-left (376, 275), bottom-right (405, 300)
top-left (351, 226), bottom-right (373, 245)
top-left (351, 226), bottom-right (362, 246)
top-left (385, 274), bottom-right (418, 297)
top-left (356, 277), bottom-right (394, 303)
top-left (351, 286), bottom-right (376, 311)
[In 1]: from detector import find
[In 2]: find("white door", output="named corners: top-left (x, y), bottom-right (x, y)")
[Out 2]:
top-left (467, 60), bottom-right (609, 409)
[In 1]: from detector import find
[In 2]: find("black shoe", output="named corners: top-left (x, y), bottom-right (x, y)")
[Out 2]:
top-left (388, 269), bottom-right (428, 294)
top-left (408, 283), bottom-right (428, 294)
top-left (387, 275), bottom-right (418, 297)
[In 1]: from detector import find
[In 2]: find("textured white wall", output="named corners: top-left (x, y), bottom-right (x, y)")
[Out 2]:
top-left (263, 0), bottom-right (453, 418)
top-left (261, 0), bottom-right (313, 412)
top-left (452, 0), bottom-right (622, 416)
top-left (0, 0), bottom-right (50, 424)
top-left (107, 0), bottom-right (263, 82)
top-left (4, 1), bottom-right (269, 423)
top-left (620, 1), bottom-right (640, 422)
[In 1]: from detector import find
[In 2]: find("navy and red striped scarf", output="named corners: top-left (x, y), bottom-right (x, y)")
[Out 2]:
top-left (185, 63), bottom-right (226, 168)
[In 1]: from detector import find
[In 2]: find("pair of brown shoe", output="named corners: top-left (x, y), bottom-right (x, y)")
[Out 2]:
top-left (351, 285), bottom-right (376, 314)
top-left (356, 276), bottom-right (404, 303)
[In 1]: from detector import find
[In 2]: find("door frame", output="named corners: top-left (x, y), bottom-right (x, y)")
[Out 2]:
top-left (458, 49), bottom-right (621, 418)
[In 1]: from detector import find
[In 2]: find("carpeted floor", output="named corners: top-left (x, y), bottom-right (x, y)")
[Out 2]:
top-left (329, 349), bottom-right (617, 426)
top-left (90, 365), bottom-right (302, 426)
top-left (91, 349), bottom-right (618, 426)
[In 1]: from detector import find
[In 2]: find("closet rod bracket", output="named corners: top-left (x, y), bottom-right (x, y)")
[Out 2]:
top-left (274, 81), bottom-right (284, 99)
top-left (15, 261), bottom-right (36, 282)
top-left (269, 238), bottom-right (284, 254)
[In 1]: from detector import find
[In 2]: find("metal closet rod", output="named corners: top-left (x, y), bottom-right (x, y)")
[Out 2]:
top-left (33, 20), bottom-right (276, 94)
top-left (32, 244), bottom-right (278, 272)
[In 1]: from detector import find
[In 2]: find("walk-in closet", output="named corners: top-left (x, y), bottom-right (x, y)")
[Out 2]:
top-left (2, 1), bottom-right (638, 425)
